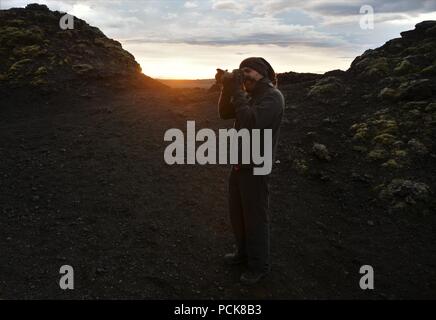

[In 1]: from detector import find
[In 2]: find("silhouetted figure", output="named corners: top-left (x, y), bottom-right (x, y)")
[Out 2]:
top-left (217, 57), bottom-right (285, 285)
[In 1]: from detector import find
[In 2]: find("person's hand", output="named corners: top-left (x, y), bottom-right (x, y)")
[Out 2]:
top-left (215, 68), bottom-right (227, 84)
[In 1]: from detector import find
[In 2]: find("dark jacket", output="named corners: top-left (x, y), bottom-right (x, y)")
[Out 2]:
top-left (218, 78), bottom-right (285, 170)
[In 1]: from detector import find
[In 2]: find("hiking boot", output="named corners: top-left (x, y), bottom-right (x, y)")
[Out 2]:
top-left (224, 252), bottom-right (247, 265)
top-left (240, 269), bottom-right (269, 285)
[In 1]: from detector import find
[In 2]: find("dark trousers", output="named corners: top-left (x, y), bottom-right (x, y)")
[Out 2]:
top-left (228, 167), bottom-right (270, 272)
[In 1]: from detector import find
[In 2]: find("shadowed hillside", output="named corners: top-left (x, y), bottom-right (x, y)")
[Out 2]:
top-left (0, 3), bottom-right (166, 93)
top-left (277, 20), bottom-right (436, 215)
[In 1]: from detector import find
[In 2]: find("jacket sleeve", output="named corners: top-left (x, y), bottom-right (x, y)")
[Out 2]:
top-left (232, 89), bottom-right (281, 130)
top-left (218, 86), bottom-right (236, 120)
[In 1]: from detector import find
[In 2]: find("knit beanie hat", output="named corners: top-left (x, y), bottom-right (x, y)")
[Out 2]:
top-left (239, 57), bottom-right (277, 86)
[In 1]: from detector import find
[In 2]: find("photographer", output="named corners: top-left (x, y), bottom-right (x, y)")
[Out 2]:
top-left (217, 57), bottom-right (285, 285)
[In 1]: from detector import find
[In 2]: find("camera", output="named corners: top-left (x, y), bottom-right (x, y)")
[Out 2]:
top-left (215, 68), bottom-right (245, 86)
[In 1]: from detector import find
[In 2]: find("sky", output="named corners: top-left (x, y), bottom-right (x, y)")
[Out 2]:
top-left (1, 0), bottom-right (435, 79)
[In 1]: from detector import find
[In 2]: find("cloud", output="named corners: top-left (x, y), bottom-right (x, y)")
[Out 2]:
top-left (212, 0), bottom-right (244, 12)
top-left (184, 1), bottom-right (198, 9)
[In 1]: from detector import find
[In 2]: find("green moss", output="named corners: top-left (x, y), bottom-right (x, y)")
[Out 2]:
top-left (373, 133), bottom-right (396, 145)
top-left (34, 66), bottom-right (48, 76)
top-left (8, 19), bottom-right (26, 27)
top-left (368, 57), bottom-right (390, 75)
top-left (425, 102), bottom-right (436, 112)
top-left (381, 121), bottom-right (398, 134)
top-left (94, 38), bottom-right (121, 49)
top-left (72, 64), bottom-right (94, 74)
top-left (417, 42), bottom-right (436, 54)
top-left (30, 77), bottom-right (48, 87)
top-left (382, 159), bottom-right (401, 169)
top-left (407, 109), bottom-right (421, 118)
top-left (393, 150), bottom-right (407, 158)
top-left (13, 45), bottom-right (45, 58)
top-left (378, 87), bottom-right (399, 100)
top-left (8, 59), bottom-right (32, 73)
top-left (308, 82), bottom-right (339, 97)
top-left (394, 60), bottom-right (417, 75)
top-left (402, 47), bottom-right (419, 56)
top-left (350, 123), bottom-right (367, 131)
top-left (402, 101), bottom-right (428, 110)
top-left (293, 159), bottom-right (308, 175)
top-left (421, 64), bottom-right (436, 76)
top-left (0, 26), bottom-right (43, 47)
top-left (350, 122), bottom-right (368, 140)
top-left (353, 129), bottom-right (368, 141)
top-left (368, 148), bottom-right (388, 161)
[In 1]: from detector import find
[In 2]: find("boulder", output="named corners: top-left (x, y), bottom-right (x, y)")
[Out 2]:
top-left (379, 179), bottom-right (430, 205)
top-left (398, 79), bottom-right (434, 100)
top-left (312, 143), bottom-right (331, 161)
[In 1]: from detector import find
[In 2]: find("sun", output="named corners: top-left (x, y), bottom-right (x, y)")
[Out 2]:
top-left (136, 58), bottom-right (212, 80)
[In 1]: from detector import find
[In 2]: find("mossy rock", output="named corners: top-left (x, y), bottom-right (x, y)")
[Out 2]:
top-left (293, 159), bottom-right (309, 175)
top-left (308, 82), bottom-right (338, 97)
top-left (407, 139), bottom-right (428, 155)
top-left (308, 77), bottom-right (344, 101)
top-left (30, 77), bottom-right (48, 87)
top-left (362, 68), bottom-right (384, 78)
top-left (378, 120), bottom-right (398, 134)
top-left (352, 146), bottom-right (368, 153)
top-left (398, 79), bottom-right (433, 100)
top-left (355, 56), bottom-right (390, 75)
top-left (312, 143), bottom-right (331, 161)
top-left (8, 59), bottom-right (32, 73)
top-left (402, 101), bottom-right (429, 110)
top-left (72, 64), bottom-right (94, 74)
top-left (7, 19), bottom-right (26, 27)
top-left (13, 45), bottom-right (46, 58)
top-left (0, 26), bottom-right (44, 47)
top-left (394, 60), bottom-right (417, 75)
top-left (34, 66), bottom-right (48, 76)
top-left (382, 159), bottom-right (401, 169)
top-left (417, 42), bottom-right (436, 54)
top-left (368, 148), bottom-right (389, 161)
top-left (421, 64), bottom-right (436, 76)
top-left (372, 119), bottom-right (398, 134)
top-left (378, 87), bottom-right (399, 100)
top-left (426, 25), bottom-right (436, 37)
top-left (373, 133), bottom-right (396, 145)
top-left (379, 179), bottom-right (430, 205)
top-left (379, 124), bottom-right (398, 135)
top-left (366, 57), bottom-right (390, 74)
top-left (353, 130), bottom-right (368, 141)
top-left (425, 102), bottom-right (436, 112)
top-left (392, 149), bottom-right (408, 158)
top-left (94, 38), bottom-right (122, 49)
top-left (350, 123), bottom-right (368, 131)
top-left (406, 109), bottom-right (421, 119)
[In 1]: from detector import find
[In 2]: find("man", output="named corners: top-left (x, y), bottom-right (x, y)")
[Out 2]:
top-left (217, 57), bottom-right (285, 285)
